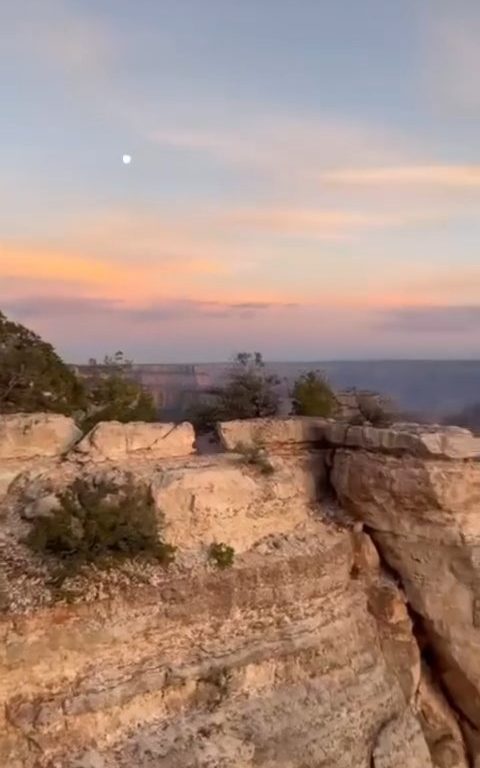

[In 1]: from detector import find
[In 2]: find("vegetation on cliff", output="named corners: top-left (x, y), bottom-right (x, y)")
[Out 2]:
top-left (80, 352), bottom-right (156, 431)
top-left (0, 310), bottom-right (86, 415)
top-left (26, 475), bottom-right (176, 581)
top-left (208, 542), bottom-right (235, 569)
top-left (0, 310), bottom-right (155, 426)
top-left (291, 371), bottom-right (335, 417)
top-left (191, 352), bottom-right (281, 430)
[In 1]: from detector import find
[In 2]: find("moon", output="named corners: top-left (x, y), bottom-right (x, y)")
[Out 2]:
top-left (122, 154), bottom-right (132, 165)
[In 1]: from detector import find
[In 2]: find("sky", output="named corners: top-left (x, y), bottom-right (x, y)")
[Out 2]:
top-left (1, 0), bottom-right (480, 362)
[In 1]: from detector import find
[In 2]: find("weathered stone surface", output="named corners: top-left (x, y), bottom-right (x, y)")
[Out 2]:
top-left (75, 420), bottom-right (195, 461)
top-left (217, 417), bottom-right (480, 459)
top-left (334, 389), bottom-right (396, 424)
top-left (367, 581), bottom-right (421, 703)
top-left (0, 524), bottom-right (421, 768)
top-left (0, 413), bottom-right (81, 460)
top-left (324, 421), bottom-right (480, 458)
top-left (0, 415), bottom-right (474, 767)
top-left (332, 448), bottom-right (480, 739)
top-left (71, 750), bottom-right (105, 768)
top-left (373, 711), bottom-right (433, 767)
top-left (151, 453), bottom-right (326, 552)
top-left (217, 417), bottom-right (330, 451)
top-left (416, 665), bottom-right (469, 768)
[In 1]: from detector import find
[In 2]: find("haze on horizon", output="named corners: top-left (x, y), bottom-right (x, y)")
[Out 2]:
top-left (1, 0), bottom-right (479, 363)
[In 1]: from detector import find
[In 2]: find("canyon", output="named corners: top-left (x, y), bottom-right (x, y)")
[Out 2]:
top-left (1, 414), bottom-right (480, 767)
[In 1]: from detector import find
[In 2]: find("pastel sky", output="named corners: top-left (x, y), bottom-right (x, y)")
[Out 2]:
top-left (1, 0), bottom-right (480, 361)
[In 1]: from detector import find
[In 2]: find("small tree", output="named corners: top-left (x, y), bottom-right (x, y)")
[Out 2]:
top-left (81, 352), bottom-right (155, 431)
top-left (191, 352), bottom-right (280, 431)
top-left (291, 371), bottom-right (335, 417)
top-left (0, 311), bottom-right (156, 428)
top-left (0, 310), bottom-right (86, 414)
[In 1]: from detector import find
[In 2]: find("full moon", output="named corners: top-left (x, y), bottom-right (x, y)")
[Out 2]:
top-left (122, 154), bottom-right (132, 165)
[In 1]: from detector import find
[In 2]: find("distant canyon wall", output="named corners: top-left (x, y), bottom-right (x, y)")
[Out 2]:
top-left (72, 360), bottom-right (480, 421)
top-left (1, 414), bottom-right (480, 766)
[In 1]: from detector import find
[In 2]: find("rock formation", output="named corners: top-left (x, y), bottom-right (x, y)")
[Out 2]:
top-left (0, 414), bottom-right (478, 766)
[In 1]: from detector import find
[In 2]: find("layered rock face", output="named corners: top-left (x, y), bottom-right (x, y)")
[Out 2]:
top-left (332, 449), bottom-right (480, 764)
top-left (0, 414), bottom-right (478, 767)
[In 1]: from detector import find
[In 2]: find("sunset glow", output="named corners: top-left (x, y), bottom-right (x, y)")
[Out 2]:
top-left (1, 1), bottom-right (479, 361)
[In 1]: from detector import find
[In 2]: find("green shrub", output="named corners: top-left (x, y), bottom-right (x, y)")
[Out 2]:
top-left (26, 475), bottom-right (175, 580)
top-left (235, 441), bottom-right (274, 475)
top-left (189, 352), bottom-right (280, 431)
top-left (291, 370), bottom-right (335, 417)
top-left (208, 542), bottom-right (235, 569)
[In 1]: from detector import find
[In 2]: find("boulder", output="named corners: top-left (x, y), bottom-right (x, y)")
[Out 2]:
top-left (323, 422), bottom-right (480, 459)
top-left (0, 413), bottom-right (81, 460)
top-left (75, 421), bottom-right (195, 461)
top-left (217, 417), bottom-right (330, 451)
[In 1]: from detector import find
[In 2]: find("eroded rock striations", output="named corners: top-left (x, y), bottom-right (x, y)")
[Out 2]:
top-left (0, 414), bottom-right (478, 767)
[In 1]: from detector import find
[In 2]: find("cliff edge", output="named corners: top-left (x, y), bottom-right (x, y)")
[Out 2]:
top-left (1, 414), bottom-right (479, 767)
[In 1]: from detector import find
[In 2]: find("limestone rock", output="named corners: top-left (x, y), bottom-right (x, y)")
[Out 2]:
top-left (373, 711), bottom-right (433, 767)
top-left (217, 417), bottom-right (330, 451)
top-left (71, 750), bottom-right (105, 768)
top-left (0, 413), bottom-right (81, 460)
top-left (75, 420), bottom-right (195, 461)
top-left (0, 413), bottom-right (473, 767)
top-left (0, 519), bottom-right (423, 768)
top-left (217, 417), bottom-right (480, 459)
top-left (150, 453), bottom-right (325, 552)
top-left (368, 581), bottom-right (421, 703)
top-left (332, 448), bottom-right (480, 734)
top-left (324, 421), bottom-right (480, 459)
top-left (416, 665), bottom-right (469, 768)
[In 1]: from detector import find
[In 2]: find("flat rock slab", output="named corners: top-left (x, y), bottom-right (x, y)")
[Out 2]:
top-left (217, 417), bottom-right (330, 451)
top-left (217, 417), bottom-right (480, 460)
top-left (0, 413), bottom-right (81, 460)
top-left (75, 421), bottom-right (195, 461)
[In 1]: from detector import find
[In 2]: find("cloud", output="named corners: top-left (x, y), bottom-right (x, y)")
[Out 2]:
top-left (321, 165), bottom-right (480, 187)
top-left (2, 295), bottom-right (122, 318)
top-left (3, 295), bottom-right (299, 324)
top-left (0, 243), bottom-right (127, 286)
top-left (380, 305), bottom-right (480, 333)
top-left (220, 207), bottom-right (426, 238)
top-left (149, 115), bottom-right (412, 182)
top-left (0, 238), bottom-right (227, 305)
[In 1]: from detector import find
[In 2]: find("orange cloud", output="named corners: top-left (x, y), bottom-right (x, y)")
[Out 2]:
top-left (0, 240), bottom-right (226, 304)
top-left (0, 243), bottom-right (117, 285)
top-left (321, 165), bottom-right (480, 187)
